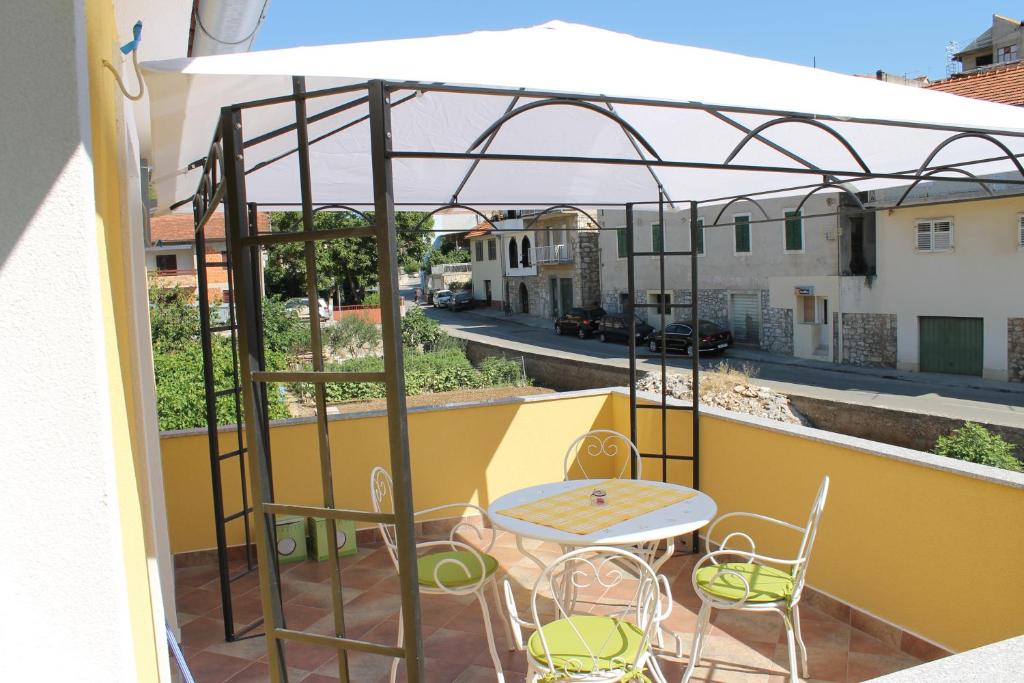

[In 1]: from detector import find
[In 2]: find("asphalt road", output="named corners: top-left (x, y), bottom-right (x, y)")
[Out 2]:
top-left (418, 302), bottom-right (1024, 428)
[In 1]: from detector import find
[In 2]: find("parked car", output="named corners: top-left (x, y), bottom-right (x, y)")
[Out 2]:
top-left (646, 320), bottom-right (733, 354)
top-left (450, 289), bottom-right (475, 311)
top-left (433, 289), bottom-right (453, 308)
top-left (555, 306), bottom-right (607, 339)
top-left (597, 314), bottom-right (655, 344)
top-left (283, 297), bottom-right (330, 321)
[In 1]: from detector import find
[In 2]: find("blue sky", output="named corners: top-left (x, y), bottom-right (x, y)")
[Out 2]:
top-left (254, 1), bottom-right (1021, 80)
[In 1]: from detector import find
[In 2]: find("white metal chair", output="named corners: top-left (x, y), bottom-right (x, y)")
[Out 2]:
top-left (682, 476), bottom-right (830, 683)
top-left (503, 546), bottom-right (671, 682)
top-left (564, 429), bottom-right (642, 481)
top-left (370, 466), bottom-right (513, 682)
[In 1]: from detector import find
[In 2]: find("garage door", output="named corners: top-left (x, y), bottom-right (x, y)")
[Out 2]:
top-left (730, 293), bottom-right (761, 344)
top-left (919, 317), bottom-right (983, 376)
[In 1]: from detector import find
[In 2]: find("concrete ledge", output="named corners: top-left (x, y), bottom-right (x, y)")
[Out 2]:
top-left (870, 635), bottom-right (1023, 681)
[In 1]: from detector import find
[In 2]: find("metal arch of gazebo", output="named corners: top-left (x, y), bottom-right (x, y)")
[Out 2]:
top-left (185, 76), bottom-right (1024, 682)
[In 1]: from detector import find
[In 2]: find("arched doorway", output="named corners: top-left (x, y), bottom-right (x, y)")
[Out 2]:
top-left (519, 282), bottom-right (529, 314)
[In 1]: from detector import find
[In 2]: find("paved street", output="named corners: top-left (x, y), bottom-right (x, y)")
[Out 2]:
top-left (417, 301), bottom-right (1024, 428)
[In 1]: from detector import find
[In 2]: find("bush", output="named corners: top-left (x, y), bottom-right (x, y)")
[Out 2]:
top-left (149, 285), bottom-right (200, 354)
top-left (363, 291), bottom-right (381, 306)
top-left (401, 307), bottom-right (443, 350)
top-left (934, 422), bottom-right (1021, 472)
top-left (263, 297), bottom-right (311, 356)
top-left (479, 356), bottom-right (526, 386)
top-left (323, 315), bottom-right (380, 358)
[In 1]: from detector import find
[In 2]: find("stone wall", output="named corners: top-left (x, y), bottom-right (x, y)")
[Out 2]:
top-left (697, 289), bottom-right (730, 329)
top-left (842, 312), bottom-right (897, 368)
top-left (762, 307), bottom-right (794, 355)
top-left (1009, 318), bottom-right (1024, 383)
top-left (576, 230), bottom-right (601, 308)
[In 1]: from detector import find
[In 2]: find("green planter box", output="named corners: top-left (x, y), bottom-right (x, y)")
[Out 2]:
top-left (309, 517), bottom-right (358, 561)
top-left (275, 515), bottom-right (308, 565)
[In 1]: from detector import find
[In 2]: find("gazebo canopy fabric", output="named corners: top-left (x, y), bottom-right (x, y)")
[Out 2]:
top-left (143, 21), bottom-right (1024, 213)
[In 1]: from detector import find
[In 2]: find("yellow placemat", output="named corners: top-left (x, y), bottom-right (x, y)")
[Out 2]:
top-left (497, 479), bottom-right (697, 536)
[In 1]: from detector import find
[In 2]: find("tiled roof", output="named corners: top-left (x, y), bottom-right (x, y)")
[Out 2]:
top-left (150, 211), bottom-right (270, 244)
top-left (465, 222), bottom-right (495, 239)
top-left (956, 26), bottom-right (993, 56)
top-left (926, 62), bottom-right (1024, 106)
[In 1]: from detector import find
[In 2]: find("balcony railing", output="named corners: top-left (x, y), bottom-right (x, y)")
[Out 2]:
top-left (152, 268), bottom-right (198, 277)
top-left (533, 243), bottom-right (573, 264)
top-left (430, 262), bottom-right (472, 274)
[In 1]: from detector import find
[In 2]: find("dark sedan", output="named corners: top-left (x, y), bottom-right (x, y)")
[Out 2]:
top-left (597, 314), bottom-right (654, 344)
top-left (646, 320), bottom-right (733, 354)
top-left (555, 306), bottom-right (607, 339)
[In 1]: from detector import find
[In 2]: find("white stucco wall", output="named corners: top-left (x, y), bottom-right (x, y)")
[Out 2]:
top-left (598, 194), bottom-right (839, 295)
top-left (470, 235), bottom-right (503, 303)
top-left (0, 2), bottom-right (141, 679)
top-left (840, 196), bottom-right (1024, 379)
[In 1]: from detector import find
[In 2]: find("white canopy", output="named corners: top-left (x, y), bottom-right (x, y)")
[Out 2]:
top-left (143, 20), bottom-right (1024, 213)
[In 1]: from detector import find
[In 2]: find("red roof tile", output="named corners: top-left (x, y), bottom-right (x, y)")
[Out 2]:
top-left (926, 62), bottom-right (1024, 106)
top-left (465, 222), bottom-right (495, 239)
top-left (150, 212), bottom-right (270, 244)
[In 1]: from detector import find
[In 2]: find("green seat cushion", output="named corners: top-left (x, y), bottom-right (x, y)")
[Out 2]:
top-left (527, 615), bottom-right (646, 673)
top-left (694, 562), bottom-right (794, 603)
top-left (417, 550), bottom-right (498, 589)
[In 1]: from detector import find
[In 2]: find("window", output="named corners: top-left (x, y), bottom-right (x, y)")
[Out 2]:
top-left (997, 44), bottom-right (1018, 64)
top-left (474, 240), bottom-right (484, 261)
top-left (508, 237), bottom-right (518, 268)
top-left (521, 235), bottom-right (531, 266)
top-left (487, 239), bottom-right (496, 260)
top-left (784, 209), bottom-right (803, 252)
top-left (616, 228), bottom-right (628, 258)
top-left (915, 218), bottom-right (953, 252)
top-left (648, 291), bottom-right (672, 316)
top-left (651, 223), bottom-right (663, 254)
top-left (155, 254), bottom-right (177, 272)
top-left (734, 214), bottom-right (751, 253)
top-left (695, 217), bottom-right (704, 255)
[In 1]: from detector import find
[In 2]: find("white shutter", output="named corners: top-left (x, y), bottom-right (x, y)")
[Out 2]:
top-left (916, 221), bottom-right (933, 251)
top-left (932, 219), bottom-right (952, 251)
top-left (1018, 215), bottom-right (1024, 249)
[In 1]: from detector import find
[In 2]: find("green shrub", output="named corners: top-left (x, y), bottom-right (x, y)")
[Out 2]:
top-left (479, 356), bottom-right (528, 386)
top-left (363, 291), bottom-right (381, 306)
top-left (149, 285), bottom-right (200, 354)
top-left (401, 307), bottom-right (443, 350)
top-left (323, 315), bottom-right (380, 357)
top-left (934, 422), bottom-right (1021, 472)
top-left (262, 297), bottom-right (310, 356)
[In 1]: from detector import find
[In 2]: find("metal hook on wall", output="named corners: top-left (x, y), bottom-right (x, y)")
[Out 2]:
top-left (101, 20), bottom-right (145, 102)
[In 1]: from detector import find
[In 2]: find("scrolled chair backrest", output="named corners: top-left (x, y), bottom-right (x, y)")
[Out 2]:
top-left (563, 429), bottom-right (641, 480)
top-left (790, 475), bottom-right (830, 600)
top-left (531, 547), bottom-right (664, 678)
top-left (369, 466), bottom-right (399, 563)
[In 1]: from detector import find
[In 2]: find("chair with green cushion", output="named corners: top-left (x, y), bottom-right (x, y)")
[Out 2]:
top-left (370, 467), bottom-right (513, 682)
top-left (504, 546), bottom-right (671, 682)
top-left (683, 476), bottom-right (829, 683)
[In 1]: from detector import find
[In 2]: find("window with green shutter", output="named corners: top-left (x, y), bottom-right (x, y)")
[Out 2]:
top-left (696, 217), bottom-right (704, 255)
top-left (652, 223), bottom-right (663, 253)
top-left (734, 215), bottom-right (751, 253)
top-left (616, 228), bottom-right (628, 258)
top-left (784, 210), bottom-right (803, 252)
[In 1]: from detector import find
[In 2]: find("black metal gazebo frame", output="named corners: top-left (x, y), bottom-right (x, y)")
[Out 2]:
top-left (185, 76), bottom-right (1024, 681)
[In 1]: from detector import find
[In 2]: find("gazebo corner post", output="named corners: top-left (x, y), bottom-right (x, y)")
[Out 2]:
top-left (221, 105), bottom-right (288, 681)
top-left (626, 203), bottom-right (638, 479)
top-left (368, 78), bottom-right (425, 682)
top-left (292, 75), bottom-right (351, 683)
top-left (689, 200), bottom-right (701, 554)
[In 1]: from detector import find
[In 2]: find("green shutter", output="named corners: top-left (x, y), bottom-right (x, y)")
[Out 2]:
top-left (696, 217), bottom-right (704, 254)
top-left (652, 223), bottom-right (663, 253)
top-left (616, 228), bottom-right (628, 258)
top-left (785, 210), bottom-right (803, 251)
top-left (734, 216), bottom-right (750, 253)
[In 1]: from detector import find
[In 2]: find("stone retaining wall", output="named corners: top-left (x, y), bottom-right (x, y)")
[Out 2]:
top-left (1009, 317), bottom-right (1024, 383)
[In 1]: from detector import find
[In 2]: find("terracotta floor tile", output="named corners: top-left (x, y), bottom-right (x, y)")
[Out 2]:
top-left (271, 640), bottom-right (337, 673)
top-left (206, 634), bottom-right (270, 662)
top-left (846, 650), bottom-right (922, 682)
top-left (284, 561), bottom-right (335, 584)
top-left (222, 661), bottom-right (310, 682)
top-left (177, 565), bottom-right (222, 590)
top-left (186, 650), bottom-right (252, 683)
top-left (712, 610), bottom-right (782, 645)
top-left (778, 615), bottom-right (850, 651)
top-left (182, 617), bottom-right (231, 651)
top-left (312, 648), bottom-right (394, 681)
top-left (848, 629), bottom-right (904, 657)
top-left (179, 587), bottom-right (224, 616)
top-left (772, 643), bottom-right (847, 683)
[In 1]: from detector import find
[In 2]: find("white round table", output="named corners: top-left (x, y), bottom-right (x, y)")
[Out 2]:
top-left (488, 478), bottom-right (717, 570)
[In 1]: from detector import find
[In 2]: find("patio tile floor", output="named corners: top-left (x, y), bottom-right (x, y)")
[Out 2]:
top-left (174, 538), bottom-right (922, 682)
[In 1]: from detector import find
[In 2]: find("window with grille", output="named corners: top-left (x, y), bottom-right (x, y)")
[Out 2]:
top-left (915, 218), bottom-right (953, 252)
top-left (616, 228), bottom-right (628, 258)
top-left (784, 209), bottom-right (803, 252)
top-left (487, 239), bottom-right (496, 260)
top-left (651, 223), bottom-right (663, 254)
top-left (734, 214), bottom-right (751, 253)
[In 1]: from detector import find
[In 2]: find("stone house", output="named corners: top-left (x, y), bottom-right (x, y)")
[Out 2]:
top-left (951, 14), bottom-right (1024, 72)
top-left (468, 209), bottom-right (600, 317)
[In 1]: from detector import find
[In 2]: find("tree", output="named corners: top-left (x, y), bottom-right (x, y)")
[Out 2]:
top-left (264, 211), bottom-right (432, 304)
top-left (424, 243), bottom-right (470, 269)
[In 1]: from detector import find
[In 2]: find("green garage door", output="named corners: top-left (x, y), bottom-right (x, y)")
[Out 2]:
top-left (919, 317), bottom-right (983, 376)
